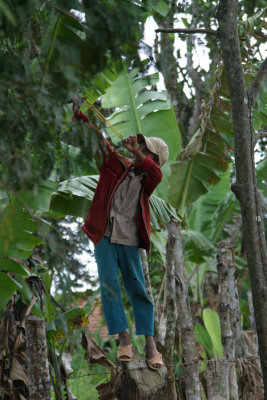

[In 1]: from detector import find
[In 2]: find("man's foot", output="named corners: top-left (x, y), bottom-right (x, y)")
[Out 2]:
top-left (117, 330), bottom-right (132, 362)
top-left (118, 329), bottom-right (131, 347)
top-left (145, 336), bottom-right (163, 370)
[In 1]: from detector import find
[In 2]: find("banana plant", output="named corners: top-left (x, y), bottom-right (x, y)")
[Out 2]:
top-left (167, 62), bottom-right (267, 215)
top-left (0, 181), bottom-right (57, 311)
top-left (168, 68), bottom-right (232, 215)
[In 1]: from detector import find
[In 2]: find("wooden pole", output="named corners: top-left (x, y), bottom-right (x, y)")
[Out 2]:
top-left (25, 316), bottom-right (51, 400)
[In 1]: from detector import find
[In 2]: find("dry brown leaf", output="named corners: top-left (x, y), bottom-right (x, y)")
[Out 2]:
top-left (82, 332), bottom-right (116, 370)
top-left (9, 357), bottom-right (28, 386)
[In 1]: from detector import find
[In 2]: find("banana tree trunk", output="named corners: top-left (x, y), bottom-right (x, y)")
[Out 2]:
top-left (217, 0), bottom-right (267, 395)
top-left (161, 220), bottom-right (179, 400)
top-left (140, 249), bottom-right (163, 349)
top-left (140, 249), bottom-right (154, 304)
top-left (25, 316), bottom-right (51, 400)
top-left (217, 242), bottom-right (238, 400)
top-left (171, 219), bottom-right (201, 400)
top-left (206, 359), bottom-right (229, 399)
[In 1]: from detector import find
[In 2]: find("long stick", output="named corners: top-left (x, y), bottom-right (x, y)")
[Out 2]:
top-left (84, 99), bottom-right (124, 140)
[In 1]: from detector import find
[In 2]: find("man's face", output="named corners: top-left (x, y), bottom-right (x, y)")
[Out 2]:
top-left (140, 142), bottom-right (158, 161)
top-left (132, 141), bottom-right (158, 168)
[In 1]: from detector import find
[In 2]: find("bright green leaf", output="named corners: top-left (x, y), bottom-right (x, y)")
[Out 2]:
top-left (0, 272), bottom-right (21, 311)
top-left (203, 308), bottom-right (224, 358)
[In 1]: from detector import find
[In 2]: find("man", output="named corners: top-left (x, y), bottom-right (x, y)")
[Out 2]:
top-left (74, 108), bottom-right (168, 370)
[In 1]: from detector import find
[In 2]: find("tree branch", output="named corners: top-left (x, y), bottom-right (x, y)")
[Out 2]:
top-left (44, 0), bottom-right (82, 23)
top-left (186, 18), bottom-right (205, 138)
top-left (248, 57), bottom-right (267, 107)
top-left (155, 28), bottom-right (218, 37)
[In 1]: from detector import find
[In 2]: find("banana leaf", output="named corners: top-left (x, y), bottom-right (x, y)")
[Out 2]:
top-left (168, 141), bottom-right (228, 214)
top-left (50, 175), bottom-right (99, 218)
top-left (101, 66), bottom-right (181, 156)
top-left (0, 199), bottom-right (43, 259)
top-left (187, 167), bottom-right (240, 242)
top-left (0, 272), bottom-right (21, 311)
top-left (167, 68), bottom-right (233, 214)
top-left (101, 66), bottom-right (181, 199)
top-left (168, 60), bottom-right (267, 215)
top-left (0, 181), bottom-right (56, 286)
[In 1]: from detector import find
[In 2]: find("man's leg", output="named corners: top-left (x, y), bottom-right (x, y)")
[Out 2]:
top-left (94, 237), bottom-right (129, 335)
top-left (117, 244), bottom-right (159, 361)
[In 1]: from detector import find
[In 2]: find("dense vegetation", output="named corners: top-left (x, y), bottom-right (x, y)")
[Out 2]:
top-left (0, 0), bottom-right (266, 399)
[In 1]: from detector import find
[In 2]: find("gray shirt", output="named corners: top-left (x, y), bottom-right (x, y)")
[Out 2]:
top-left (105, 169), bottom-right (144, 246)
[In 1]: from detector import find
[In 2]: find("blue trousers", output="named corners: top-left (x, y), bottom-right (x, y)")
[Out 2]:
top-left (94, 237), bottom-right (154, 336)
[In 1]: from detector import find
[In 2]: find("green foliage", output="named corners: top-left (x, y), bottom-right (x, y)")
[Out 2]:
top-left (167, 67), bottom-right (234, 213)
top-left (0, 197), bottom-right (44, 259)
top-left (50, 175), bottom-right (98, 218)
top-left (100, 65), bottom-right (181, 199)
top-left (203, 308), bottom-right (224, 358)
top-left (188, 167), bottom-right (240, 243)
top-left (0, 3), bottom-right (266, 393)
top-left (82, 0), bottom-right (143, 75)
top-left (194, 323), bottom-right (213, 359)
top-left (238, 6), bottom-right (266, 36)
top-left (69, 349), bottom-right (109, 400)
top-left (183, 230), bottom-right (214, 264)
top-left (256, 158), bottom-right (267, 198)
top-left (0, 0), bottom-right (149, 191)
top-left (46, 307), bottom-right (89, 340)
top-left (0, 272), bottom-right (21, 310)
top-left (101, 66), bottom-right (181, 153)
top-left (149, 0), bottom-right (170, 16)
top-left (0, 258), bottom-right (29, 276)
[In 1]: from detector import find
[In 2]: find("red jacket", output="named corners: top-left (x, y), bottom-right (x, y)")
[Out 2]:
top-left (74, 112), bottom-right (162, 251)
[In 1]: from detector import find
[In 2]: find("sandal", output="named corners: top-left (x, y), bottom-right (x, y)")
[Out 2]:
top-left (117, 344), bottom-right (133, 362)
top-left (146, 352), bottom-right (163, 370)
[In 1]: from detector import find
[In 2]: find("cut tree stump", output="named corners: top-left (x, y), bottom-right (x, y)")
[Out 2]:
top-left (115, 347), bottom-right (167, 400)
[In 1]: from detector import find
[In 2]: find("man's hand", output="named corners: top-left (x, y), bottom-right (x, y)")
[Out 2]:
top-left (123, 135), bottom-right (139, 153)
top-left (123, 135), bottom-right (147, 165)
top-left (72, 97), bottom-right (80, 116)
